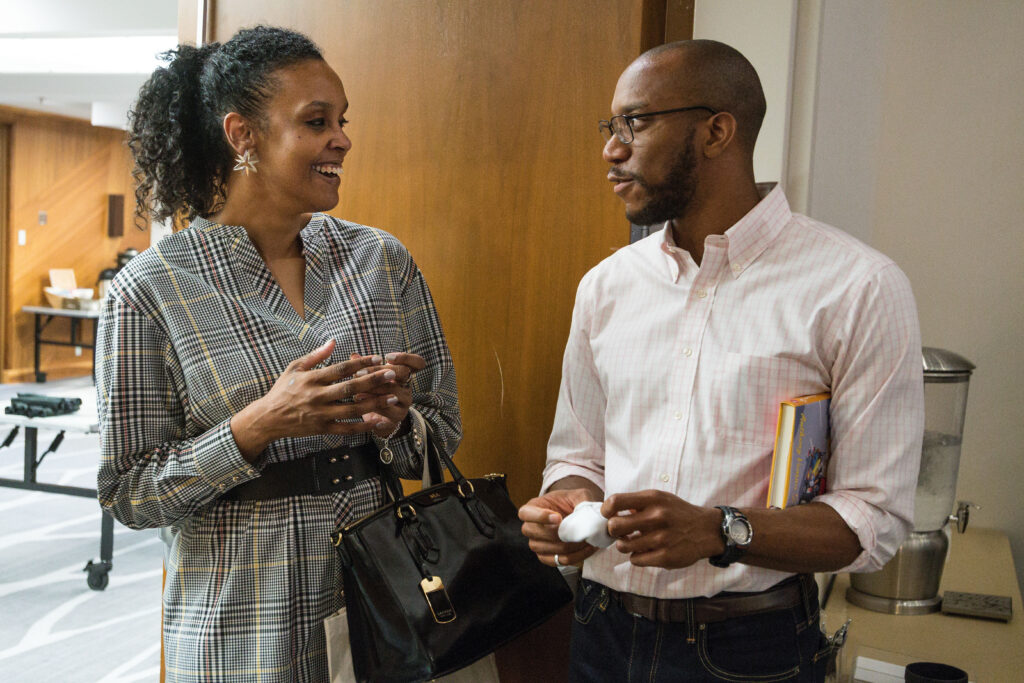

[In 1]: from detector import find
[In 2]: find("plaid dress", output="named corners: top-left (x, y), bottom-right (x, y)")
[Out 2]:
top-left (96, 214), bottom-right (461, 682)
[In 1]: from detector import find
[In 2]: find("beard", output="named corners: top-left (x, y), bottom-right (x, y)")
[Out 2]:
top-left (623, 138), bottom-right (698, 227)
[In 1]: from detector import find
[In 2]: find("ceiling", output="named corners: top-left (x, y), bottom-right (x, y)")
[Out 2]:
top-left (0, 0), bottom-right (178, 126)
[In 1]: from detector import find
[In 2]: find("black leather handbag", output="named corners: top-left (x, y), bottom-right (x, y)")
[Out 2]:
top-left (331, 427), bottom-right (572, 682)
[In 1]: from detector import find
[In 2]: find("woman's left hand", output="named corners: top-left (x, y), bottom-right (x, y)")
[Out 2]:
top-left (350, 352), bottom-right (426, 436)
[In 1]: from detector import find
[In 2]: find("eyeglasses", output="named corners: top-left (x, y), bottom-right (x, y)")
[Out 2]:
top-left (599, 105), bottom-right (719, 144)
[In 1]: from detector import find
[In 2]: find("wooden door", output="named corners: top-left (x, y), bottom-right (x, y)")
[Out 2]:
top-left (186, 0), bottom-right (685, 503)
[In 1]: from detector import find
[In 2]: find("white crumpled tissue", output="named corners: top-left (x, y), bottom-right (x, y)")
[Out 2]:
top-left (557, 501), bottom-right (615, 548)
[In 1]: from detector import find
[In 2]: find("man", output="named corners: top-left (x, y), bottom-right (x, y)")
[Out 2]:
top-left (519, 40), bottom-right (923, 681)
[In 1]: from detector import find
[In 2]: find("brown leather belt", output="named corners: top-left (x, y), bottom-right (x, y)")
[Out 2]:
top-left (612, 574), bottom-right (811, 624)
top-left (221, 444), bottom-right (380, 501)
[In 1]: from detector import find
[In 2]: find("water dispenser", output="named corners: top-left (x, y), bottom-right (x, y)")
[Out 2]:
top-left (846, 347), bottom-right (975, 615)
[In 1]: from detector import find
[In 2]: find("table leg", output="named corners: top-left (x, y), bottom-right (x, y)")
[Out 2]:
top-left (33, 314), bottom-right (46, 382)
top-left (91, 318), bottom-right (98, 382)
top-left (100, 511), bottom-right (114, 564)
top-left (85, 515), bottom-right (114, 591)
top-left (23, 427), bottom-right (37, 484)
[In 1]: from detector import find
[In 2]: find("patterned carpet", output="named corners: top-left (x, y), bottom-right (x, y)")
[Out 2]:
top-left (0, 377), bottom-right (164, 682)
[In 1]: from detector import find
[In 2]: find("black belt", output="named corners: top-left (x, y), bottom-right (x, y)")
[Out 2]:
top-left (612, 574), bottom-right (813, 624)
top-left (222, 444), bottom-right (381, 501)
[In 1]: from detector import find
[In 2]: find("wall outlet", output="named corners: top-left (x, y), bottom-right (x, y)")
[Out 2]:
top-left (75, 346), bottom-right (82, 356)
top-left (38, 211), bottom-right (47, 225)
top-left (17, 230), bottom-right (26, 246)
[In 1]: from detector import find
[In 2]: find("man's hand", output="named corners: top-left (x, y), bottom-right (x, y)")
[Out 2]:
top-left (519, 488), bottom-right (601, 567)
top-left (602, 490), bottom-right (722, 569)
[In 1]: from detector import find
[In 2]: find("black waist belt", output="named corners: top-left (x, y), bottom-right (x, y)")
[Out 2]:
top-left (222, 444), bottom-right (381, 501)
top-left (612, 574), bottom-right (813, 624)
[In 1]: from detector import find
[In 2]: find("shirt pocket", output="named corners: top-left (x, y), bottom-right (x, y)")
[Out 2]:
top-left (710, 352), bottom-right (819, 447)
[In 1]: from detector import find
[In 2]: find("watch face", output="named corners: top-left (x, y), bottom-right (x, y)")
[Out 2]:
top-left (727, 519), bottom-right (752, 544)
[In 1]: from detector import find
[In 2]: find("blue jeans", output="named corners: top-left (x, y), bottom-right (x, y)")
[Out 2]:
top-left (569, 578), bottom-right (829, 682)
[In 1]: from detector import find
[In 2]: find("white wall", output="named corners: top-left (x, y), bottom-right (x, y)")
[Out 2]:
top-left (802, 0), bottom-right (889, 244)
top-left (867, 1), bottom-right (1024, 591)
top-left (800, 0), bottom-right (1024, 591)
top-left (700, 0), bottom-right (1024, 592)
top-left (693, 0), bottom-right (797, 185)
top-left (0, 0), bottom-right (176, 36)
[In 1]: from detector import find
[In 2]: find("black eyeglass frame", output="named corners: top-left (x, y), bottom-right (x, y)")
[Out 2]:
top-left (599, 105), bottom-right (719, 144)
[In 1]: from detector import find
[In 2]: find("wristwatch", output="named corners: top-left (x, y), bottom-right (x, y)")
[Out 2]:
top-left (709, 506), bottom-right (752, 568)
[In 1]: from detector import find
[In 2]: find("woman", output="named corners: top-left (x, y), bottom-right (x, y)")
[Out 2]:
top-left (97, 26), bottom-right (460, 682)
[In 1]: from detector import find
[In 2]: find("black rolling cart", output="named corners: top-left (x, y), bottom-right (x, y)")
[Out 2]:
top-left (0, 387), bottom-right (114, 590)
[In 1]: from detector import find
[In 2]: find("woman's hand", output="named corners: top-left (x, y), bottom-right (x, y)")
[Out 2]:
top-left (230, 339), bottom-right (402, 461)
top-left (350, 351), bottom-right (427, 438)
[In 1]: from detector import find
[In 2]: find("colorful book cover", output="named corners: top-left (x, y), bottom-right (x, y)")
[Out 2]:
top-left (767, 393), bottom-right (831, 509)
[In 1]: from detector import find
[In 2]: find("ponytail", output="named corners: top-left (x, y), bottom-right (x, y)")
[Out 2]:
top-left (127, 26), bottom-right (323, 225)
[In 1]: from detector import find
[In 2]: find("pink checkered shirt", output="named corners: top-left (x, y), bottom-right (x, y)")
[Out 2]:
top-left (543, 186), bottom-right (924, 599)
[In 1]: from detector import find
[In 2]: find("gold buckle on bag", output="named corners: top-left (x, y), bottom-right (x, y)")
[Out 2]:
top-left (456, 480), bottom-right (475, 498)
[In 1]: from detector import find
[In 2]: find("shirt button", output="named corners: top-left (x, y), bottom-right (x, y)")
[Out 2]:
top-left (732, 263), bottom-right (743, 273)
top-left (246, 469), bottom-right (255, 476)
top-left (696, 289), bottom-right (707, 298)
top-left (683, 348), bottom-right (693, 357)
top-left (217, 484), bottom-right (225, 490)
top-left (232, 475), bottom-right (240, 482)
top-left (660, 474), bottom-right (670, 483)
top-left (674, 411), bottom-right (683, 420)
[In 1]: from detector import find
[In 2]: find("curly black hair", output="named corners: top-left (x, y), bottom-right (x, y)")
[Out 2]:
top-left (126, 26), bottom-right (323, 225)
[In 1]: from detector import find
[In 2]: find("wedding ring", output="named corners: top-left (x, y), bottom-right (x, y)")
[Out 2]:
top-left (554, 554), bottom-right (563, 567)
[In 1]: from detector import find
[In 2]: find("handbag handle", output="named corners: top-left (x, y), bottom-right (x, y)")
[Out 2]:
top-left (412, 407), bottom-right (443, 488)
top-left (422, 421), bottom-right (469, 485)
top-left (419, 423), bottom-right (497, 537)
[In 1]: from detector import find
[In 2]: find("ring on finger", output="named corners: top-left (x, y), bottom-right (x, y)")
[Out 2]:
top-left (554, 554), bottom-right (563, 567)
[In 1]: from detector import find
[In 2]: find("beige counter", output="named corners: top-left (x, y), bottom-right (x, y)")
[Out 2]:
top-left (824, 527), bottom-right (1023, 681)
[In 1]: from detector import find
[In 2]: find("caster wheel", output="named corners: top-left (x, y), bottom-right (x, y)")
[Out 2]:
top-left (84, 560), bottom-right (111, 591)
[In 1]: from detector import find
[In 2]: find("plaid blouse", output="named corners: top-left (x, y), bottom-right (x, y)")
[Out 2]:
top-left (96, 213), bottom-right (460, 682)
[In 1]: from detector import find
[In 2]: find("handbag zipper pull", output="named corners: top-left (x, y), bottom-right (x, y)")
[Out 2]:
top-left (420, 575), bottom-right (456, 624)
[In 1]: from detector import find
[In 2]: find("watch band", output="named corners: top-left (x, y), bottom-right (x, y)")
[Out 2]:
top-left (709, 505), bottom-right (752, 568)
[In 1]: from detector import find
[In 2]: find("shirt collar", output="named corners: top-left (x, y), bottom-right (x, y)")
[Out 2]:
top-left (658, 224), bottom-right (694, 283)
top-left (722, 184), bottom-right (791, 278)
top-left (190, 213), bottom-right (326, 256)
top-left (653, 185), bottom-right (792, 281)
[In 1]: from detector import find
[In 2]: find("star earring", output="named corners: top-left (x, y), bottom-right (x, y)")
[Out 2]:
top-left (233, 148), bottom-right (259, 175)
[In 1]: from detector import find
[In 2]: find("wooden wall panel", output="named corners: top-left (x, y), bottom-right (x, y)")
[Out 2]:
top-left (0, 124), bottom-right (9, 379)
top-left (4, 114), bottom-right (149, 382)
top-left (665, 0), bottom-right (697, 43)
top-left (203, 0), bottom-right (665, 504)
